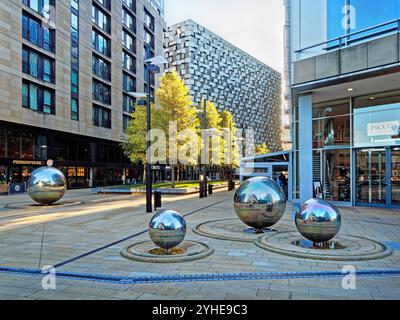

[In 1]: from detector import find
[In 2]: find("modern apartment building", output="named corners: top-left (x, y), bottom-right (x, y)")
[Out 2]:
top-left (0, 0), bottom-right (166, 188)
top-left (286, 0), bottom-right (400, 208)
top-left (165, 20), bottom-right (282, 151)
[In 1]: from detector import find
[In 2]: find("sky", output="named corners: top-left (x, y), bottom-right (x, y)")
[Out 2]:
top-left (164, 0), bottom-right (285, 73)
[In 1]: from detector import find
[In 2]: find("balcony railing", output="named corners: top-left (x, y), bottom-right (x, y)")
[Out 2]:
top-left (295, 18), bottom-right (400, 60)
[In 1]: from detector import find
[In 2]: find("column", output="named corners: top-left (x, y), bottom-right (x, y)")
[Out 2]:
top-left (298, 94), bottom-right (313, 202)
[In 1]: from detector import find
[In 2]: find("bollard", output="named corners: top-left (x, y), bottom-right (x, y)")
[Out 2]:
top-left (199, 181), bottom-right (204, 198)
top-left (154, 191), bottom-right (162, 210)
top-left (208, 184), bottom-right (213, 195)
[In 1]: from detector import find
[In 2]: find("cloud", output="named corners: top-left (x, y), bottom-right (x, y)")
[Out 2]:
top-left (165, 0), bottom-right (284, 73)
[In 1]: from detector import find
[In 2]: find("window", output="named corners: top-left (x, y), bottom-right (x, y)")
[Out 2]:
top-left (71, 71), bottom-right (78, 94)
top-left (22, 13), bottom-right (55, 52)
top-left (123, 94), bottom-right (135, 113)
top-left (144, 28), bottom-right (155, 48)
top-left (123, 115), bottom-right (131, 131)
top-left (22, 80), bottom-right (55, 114)
top-left (122, 50), bottom-right (136, 73)
top-left (92, 4), bottom-right (111, 33)
top-left (71, 0), bottom-right (78, 10)
top-left (328, 0), bottom-right (400, 40)
top-left (144, 9), bottom-right (154, 31)
top-left (354, 92), bottom-right (400, 148)
top-left (122, 31), bottom-right (135, 53)
top-left (92, 54), bottom-right (111, 81)
top-left (43, 90), bottom-right (52, 114)
top-left (312, 100), bottom-right (351, 149)
top-left (96, 0), bottom-right (111, 11)
top-left (71, 98), bottom-right (79, 120)
top-left (92, 79), bottom-right (111, 105)
top-left (93, 105), bottom-right (111, 128)
top-left (71, 12), bottom-right (78, 30)
top-left (29, 52), bottom-right (38, 78)
top-left (70, 0), bottom-right (80, 121)
top-left (22, 47), bottom-right (55, 83)
top-left (22, 0), bottom-right (54, 19)
top-left (314, 148), bottom-right (351, 202)
top-left (22, 83), bottom-right (29, 108)
top-left (92, 29), bottom-right (111, 57)
top-left (123, 73), bottom-right (136, 92)
top-left (122, 0), bottom-right (136, 12)
top-left (122, 9), bottom-right (136, 33)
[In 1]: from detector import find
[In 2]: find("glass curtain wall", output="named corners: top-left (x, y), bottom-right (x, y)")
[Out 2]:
top-left (312, 99), bottom-right (351, 202)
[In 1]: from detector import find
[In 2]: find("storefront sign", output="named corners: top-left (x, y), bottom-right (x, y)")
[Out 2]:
top-left (354, 103), bottom-right (400, 148)
top-left (367, 120), bottom-right (400, 137)
top-left (12, 160), bottom-right (44, 166)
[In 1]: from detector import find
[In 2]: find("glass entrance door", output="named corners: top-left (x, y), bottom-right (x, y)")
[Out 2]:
top-left (392, 147), bottom-right (400, 206)
top-left (356, 149), bottom-right (387, 205)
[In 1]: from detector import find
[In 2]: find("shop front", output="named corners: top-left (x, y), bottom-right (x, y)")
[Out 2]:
top-left (294, 89), bottom-right (400, 208)
top-left (353, 95), bottom-right (400, 208)
top-left (0, 122), bottom-right (143, 190)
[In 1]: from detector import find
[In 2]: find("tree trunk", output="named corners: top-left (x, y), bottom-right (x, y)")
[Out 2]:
top-left (171, 164), bottom-right (176, 188)
top-left (176, 165), bottom-right (180, 183)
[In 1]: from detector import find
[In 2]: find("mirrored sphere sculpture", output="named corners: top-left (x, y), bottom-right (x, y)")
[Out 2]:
top-left (28, 166), bottom-right (67, 205)
top-left (149, 210), bottom-right (187, 250)
top-left (295, 199), bottom-right (342, 243)
top-left (233, 177), bottom-right (287, 232)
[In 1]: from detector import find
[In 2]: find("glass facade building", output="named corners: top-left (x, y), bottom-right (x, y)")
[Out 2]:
top-left (287, 0), bottom-right (400, 208)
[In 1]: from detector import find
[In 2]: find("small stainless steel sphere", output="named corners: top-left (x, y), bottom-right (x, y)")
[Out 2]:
top-left (149, 210), bottom-right (186, 250)
top-left (233, 177), bottom-right (287, 232)
top-left (295, 199), bottom-right (342, 243)
top-left (27, 166), bottom-right (67, 205)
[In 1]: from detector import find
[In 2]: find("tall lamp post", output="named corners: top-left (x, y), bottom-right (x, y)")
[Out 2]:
top-left (228, 119), bottom-right (234, 191)
top-left (130, 44), bottom-right (166, 213)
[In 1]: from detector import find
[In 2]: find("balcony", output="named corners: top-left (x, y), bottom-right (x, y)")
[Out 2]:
top-left (292, 19), bottom-right (400, 87)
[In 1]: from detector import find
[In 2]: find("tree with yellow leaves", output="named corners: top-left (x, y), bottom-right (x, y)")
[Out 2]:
top-left (121, 104), bottom-right (161, 182)
top-left (156, 69), bottom-right (200, 187)
top-left (256, 143), bottom-right (270, 155)
top-left (198, 99), bottom-right (223, 167)
top-left (220, 109), bottom-right (240, 170)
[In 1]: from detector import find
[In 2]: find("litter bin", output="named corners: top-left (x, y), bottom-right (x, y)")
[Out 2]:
top-left (208, 184), bottom-right (213, 195)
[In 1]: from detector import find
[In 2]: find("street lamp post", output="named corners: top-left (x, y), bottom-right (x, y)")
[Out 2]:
top-left (145, 47), bottom-right (153, 213)
top-left (229, 119), bottom-right (233, 191)
top-left (131, 44), bottom-right (167, 213)
top-left (202, 98), bottom-right (208, 198)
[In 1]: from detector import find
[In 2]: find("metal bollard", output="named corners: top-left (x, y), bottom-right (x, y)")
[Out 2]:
top-left (208, 184), bottom-right (213, 195)
top-left (199, 181), bottom-right (204, 198)
top-left (154, 191), bottom-right (162, 210)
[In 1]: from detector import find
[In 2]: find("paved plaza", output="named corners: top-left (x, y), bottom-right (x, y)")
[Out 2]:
top-left (0, 189), bottom-right (399, 300)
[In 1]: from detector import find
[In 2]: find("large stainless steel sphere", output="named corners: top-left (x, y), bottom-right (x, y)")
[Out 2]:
top-left (149, 210), bottom-right (186, 250)
top-left (27, 166), bottom-right (67, 205)
top-left (233, 177), bottom-right (287, 232)
top-left (295, 199), bottom-right (342, 243)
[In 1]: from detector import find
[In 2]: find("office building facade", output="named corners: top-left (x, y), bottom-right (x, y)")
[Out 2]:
top-left (0, 0), bottom-right (166, 188)
top-left (286, 0), bottom-right (400, 208)
top-left (165, 20), bottom-right (282, 151)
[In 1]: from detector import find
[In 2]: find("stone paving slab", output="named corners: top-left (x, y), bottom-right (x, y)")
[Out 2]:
top-left (0, 189), bottom-right (400, 299)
